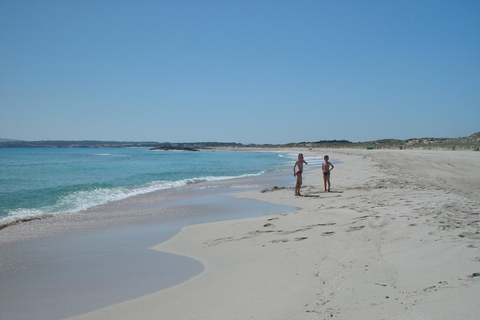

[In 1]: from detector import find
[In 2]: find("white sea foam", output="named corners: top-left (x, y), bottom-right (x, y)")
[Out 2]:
top-left (285, 152), bottom-right (323, 166)
top-left (0, 171), bottom-right (266, 229)
top-left (304, 155), bottom-right (323, 165)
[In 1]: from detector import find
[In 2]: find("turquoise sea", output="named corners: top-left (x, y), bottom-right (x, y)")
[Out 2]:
top-left (0, 148), bottom-right (313, 228)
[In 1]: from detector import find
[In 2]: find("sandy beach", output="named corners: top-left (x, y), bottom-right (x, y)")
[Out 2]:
top-left (59, 149), bottom-right (479, 320)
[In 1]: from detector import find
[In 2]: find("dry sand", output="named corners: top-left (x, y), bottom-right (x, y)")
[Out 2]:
top-left (68, 149), bottom-right (480, 320)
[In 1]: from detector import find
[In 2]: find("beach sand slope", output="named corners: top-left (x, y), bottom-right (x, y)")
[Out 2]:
top-left (68, 149), bottom-right (480, 320)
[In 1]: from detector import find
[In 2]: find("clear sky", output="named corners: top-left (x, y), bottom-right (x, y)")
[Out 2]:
top-left (1, 0), bottom-right (479, 144)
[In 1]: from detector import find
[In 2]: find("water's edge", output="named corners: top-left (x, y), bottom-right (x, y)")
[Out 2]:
top-left (0, 169), bottom-right (298, 320)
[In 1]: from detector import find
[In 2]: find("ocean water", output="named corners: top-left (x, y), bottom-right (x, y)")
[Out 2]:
top-left (0, 148), bottom-right (314, 228)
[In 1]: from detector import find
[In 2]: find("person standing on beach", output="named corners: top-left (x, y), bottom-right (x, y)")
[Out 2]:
top-left (322, 155), bottom-right (334, 192)
top-left (293, 153), bottom-right (308, 196)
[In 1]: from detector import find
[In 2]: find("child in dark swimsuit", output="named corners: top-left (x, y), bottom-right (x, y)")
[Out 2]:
top-left (322, 155), bottom-right (334, 192)
top-left (293, 153), bottom-right (308, 196)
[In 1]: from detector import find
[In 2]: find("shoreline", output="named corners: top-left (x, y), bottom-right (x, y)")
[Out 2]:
top-left (0, 165), bottom-right (301, 320)
top-left (2, 148), bottom-right (479, 319)
top-left (0, 148), bottom-right (293, 231)
top-left (66, 148), bottom-right (480, 320)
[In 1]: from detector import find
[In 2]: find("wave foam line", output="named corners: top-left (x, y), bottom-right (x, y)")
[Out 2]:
top-left (0, 172), bottom-right (265, 230)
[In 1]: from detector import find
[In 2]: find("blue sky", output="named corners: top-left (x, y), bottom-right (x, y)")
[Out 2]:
top-left (1, 0), bottom-right (479, 144)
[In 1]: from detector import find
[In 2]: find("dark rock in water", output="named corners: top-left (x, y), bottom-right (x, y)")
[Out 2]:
top-left (149, 146), bottom-right (199, 151)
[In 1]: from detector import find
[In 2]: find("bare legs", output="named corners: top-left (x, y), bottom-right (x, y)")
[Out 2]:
top-left (323, 173), bottom-right (331, 192)
top-left (295, 173), bottom-right (303, 196)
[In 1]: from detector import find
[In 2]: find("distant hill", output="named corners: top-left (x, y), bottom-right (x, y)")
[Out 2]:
top-left (0, 140), bottom-right (160, 148)
top-left (250, 132), bottom-right (480, 150)
top-left (0, 140), bottom-right (243, 149)
top-left (354, 132), bottom-right (480, 150)
top-left (0, 133), bottom-right (478, 149)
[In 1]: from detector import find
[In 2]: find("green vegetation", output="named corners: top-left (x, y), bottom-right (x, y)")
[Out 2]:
top-left (1, 133), bottom-right (478, 150)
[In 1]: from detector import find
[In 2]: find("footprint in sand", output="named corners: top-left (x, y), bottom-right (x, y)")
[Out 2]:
top-left (271, 238), bottom-right (289, 243)
top-left (346, 226), bottom-right (365, 232)
top-left (295, 237), bottom-right (308, 241)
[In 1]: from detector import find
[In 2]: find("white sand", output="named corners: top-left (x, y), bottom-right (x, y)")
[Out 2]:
top-left (68, 149), bottom-right (480, 320)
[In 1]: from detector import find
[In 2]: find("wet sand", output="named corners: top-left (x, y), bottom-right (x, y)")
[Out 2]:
top-left (64, 149), bottom-right (480, 320)
top-left (0, 171), bottom-right (297, 320)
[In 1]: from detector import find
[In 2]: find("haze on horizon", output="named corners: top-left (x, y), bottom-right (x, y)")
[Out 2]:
top-left (1, 1), bottom-right (479, 144)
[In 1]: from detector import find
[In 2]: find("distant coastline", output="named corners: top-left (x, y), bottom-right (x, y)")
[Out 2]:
top-left (0, 132), bottom-right (479, 150)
